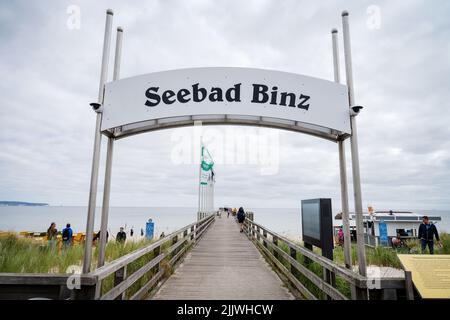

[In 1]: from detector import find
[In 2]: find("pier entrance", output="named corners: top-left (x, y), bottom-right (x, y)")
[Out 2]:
top-left (153, 217), bottom-right (293, 300)
top-left (81, 9), bottom-right (370, 300)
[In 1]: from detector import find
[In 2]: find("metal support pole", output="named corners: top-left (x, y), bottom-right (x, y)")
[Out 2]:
top-left (197, 139), bottom-right (202, 220)
top-left (207, 181), bottom-right (209, 213)
top-left (82, 9), bottom-right (113, 274)
top-left (203, 185), bottom-right (207, 213)
top-left (207, 183), bottom-right (210, 213)
top-left (97, 27), bottom-right (123, 269)
top-left (209, 182), bottom-right (212, 212)
top-left (331, 29), bottom-right (352, 271)
top-left (342, 11), bottom-right (367, 279)
top-left (211, 180), bottom-right (215, 213)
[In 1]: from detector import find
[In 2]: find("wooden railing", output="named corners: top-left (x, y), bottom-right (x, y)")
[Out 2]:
top-left (0, 214), bottom-right (215, 300)
top-left (244, 218), bottom-right (410, 300)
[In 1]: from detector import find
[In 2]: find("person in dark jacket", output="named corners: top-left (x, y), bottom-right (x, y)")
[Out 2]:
top-left (116, 227), bottom-right (127, 243)
top-left (62, 223), bottom-right (73, 248)
top-left (237, 207), bottom-right (246, 233)
top-left (418, 216), bottom-right (441, 254)
top-left (93, 230), bottom-right (109, 243)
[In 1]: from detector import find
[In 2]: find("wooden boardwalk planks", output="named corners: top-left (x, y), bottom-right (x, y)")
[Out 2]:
top-left (152, 216), bottom-right (294, 300)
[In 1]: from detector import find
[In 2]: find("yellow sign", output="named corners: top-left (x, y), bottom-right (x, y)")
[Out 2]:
top-left (398, 254), bottom-right (450, 299)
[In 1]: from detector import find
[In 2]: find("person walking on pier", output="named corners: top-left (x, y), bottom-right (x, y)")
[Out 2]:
top-left (116, 227), bottom-right (127, 243)
top-left (237, 207), bottom-right (246, 233)
top-left (418, 216), bottom-right (441, 254)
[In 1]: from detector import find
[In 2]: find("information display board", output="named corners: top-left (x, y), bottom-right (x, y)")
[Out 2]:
top-left (301, 198), bottom-right (333, 259)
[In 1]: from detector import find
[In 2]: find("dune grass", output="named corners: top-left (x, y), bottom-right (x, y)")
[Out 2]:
top-left (2, 230), bottom-right (449, 299)
top-left (266, 233), bottom-right (450, 300)
top-left (0, 234), bottom-right (152, 274)
top-left (0, 234), bottom-right (185, 299)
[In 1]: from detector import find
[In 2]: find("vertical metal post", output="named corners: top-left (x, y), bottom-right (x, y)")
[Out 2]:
top-left (209, 181), bottom-right (212, 212)
top-left (208, 183), bottom-right (210, 212)
top-left (211, 179), bottom-right (214, 213)
top-left (83, 9), bottom-right (114, 274)
top-left (210, 182), bottom-right (212, 212)
top-left (97, 27), bottom-right (123, 269)
top-left (331, 29), bottom-right (353, 270)
top-left (198, 139), bottom-right (202, 220)
top-left (342, 11), bottom-right (367, 279)
top-left (205, 186), bottom-right (207, 214)
top-left (205, 183), bottom-right (209, 213)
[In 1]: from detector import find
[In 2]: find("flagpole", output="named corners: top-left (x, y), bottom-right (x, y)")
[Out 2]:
top-left (197, 137), bottom-right (203, 220)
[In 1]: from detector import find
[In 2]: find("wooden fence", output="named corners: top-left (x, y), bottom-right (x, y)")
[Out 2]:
top-left (0, 214), bottom-right (215, 300)
top-left (244, 218), bottom-right (412, 300)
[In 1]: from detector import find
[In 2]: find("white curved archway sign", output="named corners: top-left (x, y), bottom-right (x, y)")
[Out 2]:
top-left (101, 67), bottom-right (351, 141)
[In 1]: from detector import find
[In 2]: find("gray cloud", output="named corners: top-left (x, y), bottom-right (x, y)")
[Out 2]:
top-left (0, 0), bottom-right (449, 211)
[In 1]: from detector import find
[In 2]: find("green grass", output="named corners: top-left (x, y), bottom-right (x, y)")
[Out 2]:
top-left (0, 234), bottom-right (152, 274)
top-left (263, 233), bottom-right (450, 300)
top-left (333, 244), bottom-right (402, 268)
top-left (0, 234), bottom-right (189, 299)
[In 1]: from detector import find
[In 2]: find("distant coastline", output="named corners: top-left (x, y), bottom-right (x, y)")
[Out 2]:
top-left (0, 201), bottom-right (49, 207)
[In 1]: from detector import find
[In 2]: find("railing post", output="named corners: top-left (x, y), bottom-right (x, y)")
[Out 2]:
top-left (304, 242), bottom-right (313, 267)
top-left (171, 234), bottom-right (179, 258)
top-left (323, 266), bottom-right (336, 300)
top-left (272, 235), bottom-right (279, 261)
top-left (354, 285), bottom-right (369, 300)
top-left (113, 266), bottom-right (127, 300)
top-left (153, 245), bottom-right (161, 274)
top-left (263, 230), bottom-right (268, 248)
top-left (172, 235), bottom-right (178, 245)
top-left (290, 247), bottom-right (300, 279)
top-left (405, 271), bottom-right (414, 300)
top-left (72, 285), bottom-right (97, 300)
top-left (256, 226), bottom-right (261, 242)
top-left (190, 225), bottom-right (195, 241)
top-left (196, 221), bottom-right (202, 239)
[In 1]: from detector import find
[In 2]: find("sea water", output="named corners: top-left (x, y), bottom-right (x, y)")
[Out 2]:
top-left (0, 206), bottom-right (449, 241)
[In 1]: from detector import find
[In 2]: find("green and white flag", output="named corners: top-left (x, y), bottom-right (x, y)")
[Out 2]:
top-left (200, 145), bottom-right (214, 185)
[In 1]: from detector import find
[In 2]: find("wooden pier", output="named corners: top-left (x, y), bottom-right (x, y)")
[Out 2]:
top-left (153, 216), bottom-right (293, 300)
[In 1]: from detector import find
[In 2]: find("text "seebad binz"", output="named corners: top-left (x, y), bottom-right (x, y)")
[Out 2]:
top-left (145, 83), bottom-right (311, 110)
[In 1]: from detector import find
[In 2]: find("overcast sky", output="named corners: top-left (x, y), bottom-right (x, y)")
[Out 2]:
top-left (0, 0), bottom-right (449, 211)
